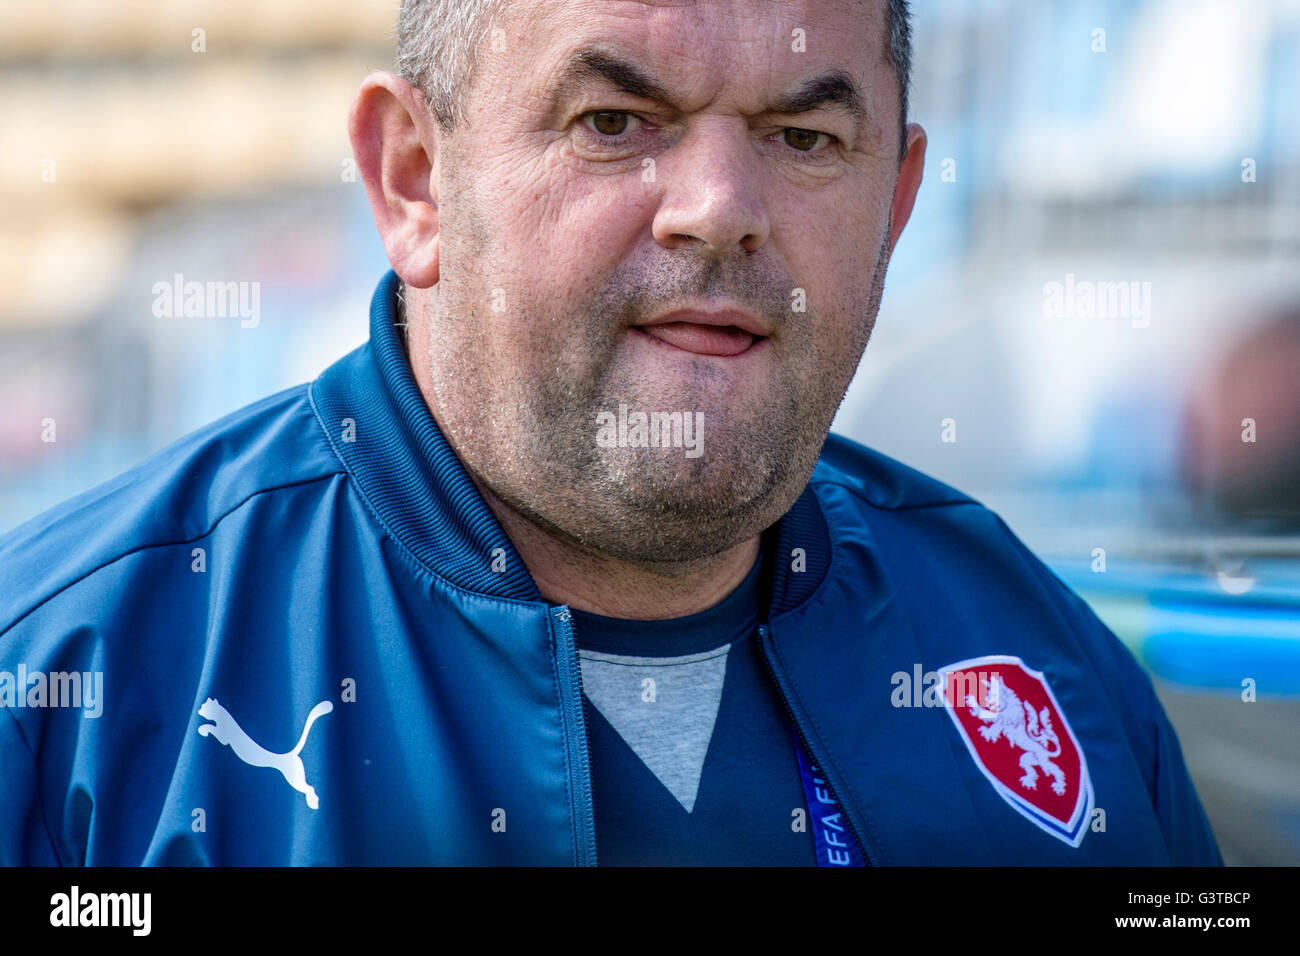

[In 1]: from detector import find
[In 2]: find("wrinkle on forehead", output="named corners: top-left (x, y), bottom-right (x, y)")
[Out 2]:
top-left (506, 0), bottom-right (887, 114)
top-left (457, 0), bottom-right (896, 159)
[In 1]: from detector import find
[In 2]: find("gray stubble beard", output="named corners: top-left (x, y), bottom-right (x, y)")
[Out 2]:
top-left (423, 222), bottom-right (892, 565)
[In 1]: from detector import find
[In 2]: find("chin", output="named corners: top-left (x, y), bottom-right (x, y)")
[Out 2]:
top-left (568, 457), bottom-right (802, 561)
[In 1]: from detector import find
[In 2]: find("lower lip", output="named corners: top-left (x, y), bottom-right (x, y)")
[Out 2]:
top-left (634, 322), bottom-right (764, 357)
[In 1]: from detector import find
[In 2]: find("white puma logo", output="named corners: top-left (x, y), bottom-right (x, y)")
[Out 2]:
top-left (196, 698), bottom-right (333, 809)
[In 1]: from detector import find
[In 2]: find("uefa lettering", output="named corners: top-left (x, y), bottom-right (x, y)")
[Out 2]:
top-left (792, 726), bottom-right (866, 867)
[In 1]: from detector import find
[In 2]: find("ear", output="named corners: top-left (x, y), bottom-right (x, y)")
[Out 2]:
top-left (887, 122), bottom-right (927, 255)
top-left (349, 71), bottom-right (442, 289)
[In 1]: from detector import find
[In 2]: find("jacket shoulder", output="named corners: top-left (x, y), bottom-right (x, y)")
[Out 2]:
top-left (812, 431), bottom-right (979, 510)
top-left (810, 432), bottom-right (1121, 667)
top-left (0, 384), bottom-right (343, 634)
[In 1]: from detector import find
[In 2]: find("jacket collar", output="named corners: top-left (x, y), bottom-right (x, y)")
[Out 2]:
top-left (309, 270), bottom-right (831, 611)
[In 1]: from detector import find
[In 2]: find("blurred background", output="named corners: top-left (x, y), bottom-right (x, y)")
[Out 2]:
top-left (1, 0), bottom-right (1297, 863)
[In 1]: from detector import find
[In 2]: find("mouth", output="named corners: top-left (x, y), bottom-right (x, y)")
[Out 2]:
top-left (633, 322), bottom-right (763, 357)
top-left (633, 307), bottom-right (771, 357)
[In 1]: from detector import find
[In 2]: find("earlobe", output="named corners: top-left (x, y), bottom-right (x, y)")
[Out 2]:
top-left (887, 122), bottom-right (927, 255)
top-left (348, 72), bottom-right (441, 288)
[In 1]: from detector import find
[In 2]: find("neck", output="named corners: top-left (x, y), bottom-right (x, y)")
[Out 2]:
top-left (470, 471), bottom-right (761, 619)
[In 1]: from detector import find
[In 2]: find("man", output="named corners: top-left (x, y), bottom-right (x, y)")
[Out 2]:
top-left (0, 0), bottom-right (1221, 865)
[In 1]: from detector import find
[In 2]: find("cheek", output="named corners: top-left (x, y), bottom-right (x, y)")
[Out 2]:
top-left (775, 197), bottom-right (890, 376)
top-left (532, 170), bottom-right (652, 259)
top-left (786, 207), bottom-right (882, 309)
top-left (493, 171), bottom-right (656, 323)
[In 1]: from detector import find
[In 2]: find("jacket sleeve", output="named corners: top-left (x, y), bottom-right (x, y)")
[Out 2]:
top-left (1142, 675), bottom-right (1225, 865)
top-left (993, 516), bottom-right (1225, 865)
top-left (1063, 586), bottom-right (1224, 864)
top-left (0, 709), bottom-right (64, 866)
top-left (1074, 604), bottom-right (1224, 864)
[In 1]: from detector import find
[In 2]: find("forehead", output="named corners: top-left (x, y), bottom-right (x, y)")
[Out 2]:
top-left (483, 0), bottom-right (891, 113)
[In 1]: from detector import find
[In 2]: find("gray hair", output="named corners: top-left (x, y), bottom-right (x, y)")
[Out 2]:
top-left (397, 0), bottom-right (912, 156)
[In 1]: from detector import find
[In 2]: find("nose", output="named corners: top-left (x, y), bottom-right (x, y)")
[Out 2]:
top-left (651, 117), bottom-right (770, 256)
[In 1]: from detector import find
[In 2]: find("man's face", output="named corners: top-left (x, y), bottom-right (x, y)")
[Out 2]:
top-left (423, 0), bottom-right (911, 564)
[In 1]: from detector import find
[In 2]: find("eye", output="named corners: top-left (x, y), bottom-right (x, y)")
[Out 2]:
top-left (581, 110), bottom-right (643, 137)
top-left (780, 127), bottom-right (832, 152)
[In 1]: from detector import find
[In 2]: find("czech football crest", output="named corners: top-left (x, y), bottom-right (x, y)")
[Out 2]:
top-left (937, 655), bottom-right (1093, 847)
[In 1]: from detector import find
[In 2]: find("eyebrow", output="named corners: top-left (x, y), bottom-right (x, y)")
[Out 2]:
top-left (768, 71), bottom-right (866, 126)
top-left (546, 47), bottom-right (867, 129)
top-left (548, 48), bottom-right (673, 104)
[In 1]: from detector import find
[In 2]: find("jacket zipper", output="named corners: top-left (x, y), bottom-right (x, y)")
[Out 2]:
top-left (757, 622), bottom-right (877, 866)
top-left (549, 605), bottom-right (599, 866)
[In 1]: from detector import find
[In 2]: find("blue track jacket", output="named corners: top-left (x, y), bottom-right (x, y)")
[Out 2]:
top-left (0, 271), bottom-right (1223, 865)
